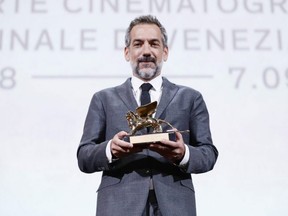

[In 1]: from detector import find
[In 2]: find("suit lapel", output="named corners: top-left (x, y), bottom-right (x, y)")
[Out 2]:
top-left (155, 77), bottom-right (179, 119)
top-left (116, 78), bottom-right (138, 112)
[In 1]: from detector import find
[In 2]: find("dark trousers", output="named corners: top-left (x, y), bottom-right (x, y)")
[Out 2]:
top-left (142, 190), bottom-right (162, 216)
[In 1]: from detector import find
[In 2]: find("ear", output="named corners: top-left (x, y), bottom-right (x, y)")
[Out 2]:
top-left (163, 46), bottom-right (169, 62)
top-left (124, 47), bottom-right (130, 61)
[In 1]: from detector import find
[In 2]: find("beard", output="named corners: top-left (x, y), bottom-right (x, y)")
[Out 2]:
top-left (132, 56), bottom-right (162, 81)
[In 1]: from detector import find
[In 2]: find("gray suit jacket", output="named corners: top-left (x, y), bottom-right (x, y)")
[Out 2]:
top-left (77, 77), bottom-right (218, 216)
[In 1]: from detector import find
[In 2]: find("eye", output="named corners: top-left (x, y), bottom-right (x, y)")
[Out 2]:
top-left (150, 41), bottom-right (160, 48)
top-left (133, 41), bottom-right (143, 47)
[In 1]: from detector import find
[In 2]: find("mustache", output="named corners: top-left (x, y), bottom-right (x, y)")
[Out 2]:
top-left (137, 56), bottom-right (156, 63)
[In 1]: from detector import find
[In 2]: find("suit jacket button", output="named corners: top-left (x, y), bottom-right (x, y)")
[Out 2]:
top-left (145, 169), bottom-right (150, 174)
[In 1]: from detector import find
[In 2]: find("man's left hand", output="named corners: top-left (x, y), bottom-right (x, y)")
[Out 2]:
top-left (148, 130), bottom-right (185, 164)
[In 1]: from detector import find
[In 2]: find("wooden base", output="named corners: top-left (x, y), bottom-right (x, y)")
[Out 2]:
top-left (124, 132), bottom-right (176, 145)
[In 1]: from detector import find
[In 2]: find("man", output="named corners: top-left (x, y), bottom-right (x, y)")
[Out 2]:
top-left (77, 15), bottom-right (218, 216)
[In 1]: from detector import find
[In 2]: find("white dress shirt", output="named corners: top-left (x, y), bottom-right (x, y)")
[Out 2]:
top-left (131, 75), bottom-right (163, 106)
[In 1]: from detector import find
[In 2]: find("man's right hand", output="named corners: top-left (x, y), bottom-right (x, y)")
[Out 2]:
top-left (110, 131), bottom-right (143, 159)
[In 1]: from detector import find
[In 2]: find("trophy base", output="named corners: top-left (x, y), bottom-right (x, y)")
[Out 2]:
top-left (124, 132), bottom-right (176, 145)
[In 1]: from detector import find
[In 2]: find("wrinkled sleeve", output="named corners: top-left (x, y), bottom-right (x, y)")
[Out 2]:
top-left (185, 93), bottom-right (218, 174)
top-left (77, 93), bottom-right (110, 173)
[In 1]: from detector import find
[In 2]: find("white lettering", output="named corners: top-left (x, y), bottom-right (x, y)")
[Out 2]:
top-left (0, 0), bottom-right (3, 13)
top-left (0, 30), bottom-right (2, 49)
top-left (207, 30), bottom-right (225, 50)
top-left (218, 0), bottom-right (237, 13)
top-left (31, 0), bottom-right (47, 13)
top-left (177, 0), bottom-right (195, 12)
top-left (244, 0), bottom-right (263, 13)
top-left (149, 0), bottom-right (170, 12)
top-left (168, 29), bottom-right (177, 49)
top-left (0, 28), bottom-right (286, 52)
top-left (114, 29), bottom-right (125, 50)
top-left (184, 29), bottom-right (200, 50)
top-left (232, 30), bottom-right (249, 50)
top-left (63, 0), bottom-right (82, 13)
top-left (203, 0), bottom-right (208, 13)
top-left (15, 0), bottom-right (20, 12)
top-left (1, 0), bottom-right (287, 14)
top-left (10, 29), bottom-right (29, 50)
top-left (277, 29), bottom-right (283, 50)
top-left (81, 29), bottom-right (97, 50)
top-left (35, 30), bottom-right (53, 50)
top-left (61, 29), bottom-right (74, 51)
top-left (271, 0), bottom-right (287, 13)
top-left (101, 0), bottom-right (118, 12)
top-left (255, 30), bottom-right (271, 50)
top-left (127, 0), bottom-right (142, 13)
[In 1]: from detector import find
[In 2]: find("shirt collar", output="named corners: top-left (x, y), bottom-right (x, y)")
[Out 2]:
top-left (131, 75), bottom-right (163, 92)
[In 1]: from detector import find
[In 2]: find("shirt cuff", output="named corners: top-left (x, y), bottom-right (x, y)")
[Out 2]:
top-left (179, 144), bottom-right (190, 167)
top-left (105, 140), bottom-right (113, 163)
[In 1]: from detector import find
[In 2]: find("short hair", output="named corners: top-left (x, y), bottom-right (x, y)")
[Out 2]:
top-left (125, 15), bottom-right (168, 48)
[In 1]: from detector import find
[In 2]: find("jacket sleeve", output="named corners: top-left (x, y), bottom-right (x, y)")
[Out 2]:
top-left (185, 92), bottom-right (218, 174)
top-left (77, 93), bottom-right (111, 173)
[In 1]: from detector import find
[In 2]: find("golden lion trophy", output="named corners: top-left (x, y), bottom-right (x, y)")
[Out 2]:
top-left (124, 101), bottom-right (179, 145)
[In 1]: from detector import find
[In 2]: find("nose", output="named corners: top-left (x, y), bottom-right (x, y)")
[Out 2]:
top-left (142, 41), bottom-right (151, 57)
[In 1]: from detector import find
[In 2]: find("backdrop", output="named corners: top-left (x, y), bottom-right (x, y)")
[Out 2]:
top-left (1, 1), bottom-right (288, 215)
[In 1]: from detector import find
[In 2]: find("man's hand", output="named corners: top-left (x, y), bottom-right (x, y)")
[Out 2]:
top-left (110, 131), bottom-right (143, 159)
top-left (148, 130), bottom-right (186, 164)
